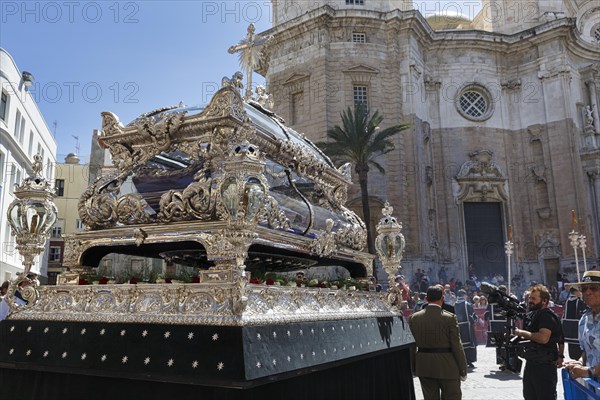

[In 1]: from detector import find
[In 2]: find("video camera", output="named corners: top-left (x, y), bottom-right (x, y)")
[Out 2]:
top-left (480, 282), bottom-right (526, 319)
top-left (480, 282), bottom-right (527, 373)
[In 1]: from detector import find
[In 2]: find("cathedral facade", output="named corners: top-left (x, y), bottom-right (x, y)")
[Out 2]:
top-left (260, 0), bottom-right (600, 288)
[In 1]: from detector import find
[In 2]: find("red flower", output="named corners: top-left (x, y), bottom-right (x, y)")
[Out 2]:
top-left (249, 278), bottom-right (261, 284)
top-left (78, 278), bottom-right (89, 285)
top-left (164, 278), bottom-right (172, 283)
top-left (99, 277), bottom-right (109, 285)
top-left (129, 277), bottom-right (138, 284)
top-left (192, 276), bottom-right (200, 283)
top-left (266, 278), bottom-right (275, 285)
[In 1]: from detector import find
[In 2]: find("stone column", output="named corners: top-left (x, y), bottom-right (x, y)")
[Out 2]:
top-left (588, 169), bottom-right (600, 260)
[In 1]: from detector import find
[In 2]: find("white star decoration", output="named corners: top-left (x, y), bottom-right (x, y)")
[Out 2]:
top-left (62, 352), bottom-right (68, 359)
top-left (43, 351), bottom-right (49, 358)
top-left (256, 362), bottom-right (261, 368)
top-left (187, 332), bottom-right (194, 340)
top-left (333, 348), bottom-right (337, 353)
top-left (312, 351), bottom-right (316, 357)
top-left (287, 356), bottom-right (291, 362)
top-left (212, 333), bottom-right (219, 341)
top-left (144, 357), bottom-right (151, 365)
top-left (9, 348), bottom-right (14, 355)
top-left (26, 349), bottom-right (31, 356)
top-left (142, 330), bottom-right (148, 337)
top-left (192, 360), bottom-right (199, 368)
top-left (300, 354), bottom-right (304, 360)
top-left (122, 356), bottom-right (128, 364)
top-left (286, 330), bottom-right (291, 337)
top-left (10, 326), bottom-right (14, 332)
top-left (101, 354), bottom-right (107, 362)
top-left (100, 329), bottom-right (106, 336)
top-left (43, 327), bottom-right (49, 333)
top-left (164, 331), bottom-right (171, 339)
top-left (167, 358), bottom-right (174, 367)
top-left (272, 359), bottom-right (277, 365)
top-left (80, 328), bottom-right (87, 335)
top-left (217, 362), bottom-right (224, 371)
top-left (256, 333), bottom-right (261, 340)
top-left (321, 328), bottom-right (325, 333)
top-left (120, 330), bottom-right (126, 336)
top-left (81, 353), bottom-right (87, 360)
top-left (323, 349), bottom-right (326, 355)
top-left (310, 328), bottom-right (314, 334)
top-left (272, 331), bottom-right (277, 338)
top-left (26, 326), bottom-right (32, 332)
top-left (62, 328), bottom-right (68, 334)
top-left (299, 329), bottom-right (303, 336)
top-left (341, 326), bottom-right (344, 331)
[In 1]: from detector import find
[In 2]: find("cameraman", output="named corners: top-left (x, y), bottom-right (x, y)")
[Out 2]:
top-left (514, 284), bottom-right (563, 400)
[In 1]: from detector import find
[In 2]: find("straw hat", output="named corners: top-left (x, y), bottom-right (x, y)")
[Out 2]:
top-left (568, 271), bottom-right (600, 288)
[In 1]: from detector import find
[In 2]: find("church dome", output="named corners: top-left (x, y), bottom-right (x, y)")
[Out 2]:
top-left (426, 12), bottom-right (472, 30)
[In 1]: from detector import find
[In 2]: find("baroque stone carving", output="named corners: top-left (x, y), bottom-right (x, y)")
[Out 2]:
top-left (537, 231), bottom-right (561, 258)
top-left (454, 150), bottom-right (508, 203)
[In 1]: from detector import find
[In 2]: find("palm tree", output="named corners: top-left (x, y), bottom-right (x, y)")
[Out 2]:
top-left (317, 105), bottom-right (410, 255)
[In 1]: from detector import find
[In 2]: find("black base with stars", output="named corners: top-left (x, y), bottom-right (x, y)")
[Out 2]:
top-left (0, 316), bottom-right (415, 399)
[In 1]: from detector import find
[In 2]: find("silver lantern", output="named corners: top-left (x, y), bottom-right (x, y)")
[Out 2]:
top-left (5, 154), bottom-right (57, 311)
top-left (375, 202), bottom-right (405, 287)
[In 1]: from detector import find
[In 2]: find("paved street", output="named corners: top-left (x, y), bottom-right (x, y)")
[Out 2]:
top-left (412, 345), bottom-right (566, 400)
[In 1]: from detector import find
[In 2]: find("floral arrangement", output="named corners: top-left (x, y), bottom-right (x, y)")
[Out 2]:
top-left (248, 272), bottom-right (371, 291)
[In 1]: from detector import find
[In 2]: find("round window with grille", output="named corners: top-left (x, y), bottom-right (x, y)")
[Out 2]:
top-left (595, 27), bottom-right (600, 42)
top-left (456, 85), bottom-right (494, 121)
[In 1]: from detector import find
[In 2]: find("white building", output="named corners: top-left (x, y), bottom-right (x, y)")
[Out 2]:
top-left (0, 48), bottom-right (57, 283)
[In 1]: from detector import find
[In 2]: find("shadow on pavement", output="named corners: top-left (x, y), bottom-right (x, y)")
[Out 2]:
top-left (484, 370), bottom-right (522, 381)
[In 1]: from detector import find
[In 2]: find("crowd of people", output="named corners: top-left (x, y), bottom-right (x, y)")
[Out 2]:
top-left (406, 269), bottom-right (600, 400)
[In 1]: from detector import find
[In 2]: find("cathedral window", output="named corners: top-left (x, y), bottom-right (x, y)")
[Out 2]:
top-left (352, 32), bottom-right (366, 43)
top-left (456, 85), bottom-right (494, 121)
top-left (353, 85), bottom-right (368, 107)
top-left (346, 0), bottom-right (364, 5)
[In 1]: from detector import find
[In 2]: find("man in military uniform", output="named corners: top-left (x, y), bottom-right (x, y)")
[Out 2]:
top-left (410, 285), bottom-right (467, 399)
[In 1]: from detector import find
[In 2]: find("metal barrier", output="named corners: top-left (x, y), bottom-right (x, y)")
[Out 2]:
top-left (563, 368), bottom-right (600, 400)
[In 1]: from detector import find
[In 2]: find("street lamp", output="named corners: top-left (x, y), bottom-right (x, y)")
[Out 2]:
top-left (569, 210), bottom-right (581, 282)
top-left (579, 233), bottom-right (588, 272)
top-left (5, 154), bottom-right (57, 311)
top-left (505, 225), bottom-right (513, 296)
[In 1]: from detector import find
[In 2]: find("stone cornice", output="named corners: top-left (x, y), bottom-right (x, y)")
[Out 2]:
top-left (261, 7), bottom-right (597, 60)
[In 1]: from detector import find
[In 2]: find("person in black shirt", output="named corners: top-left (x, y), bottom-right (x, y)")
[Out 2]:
top-left (514, 284), bottom-right (563, 400)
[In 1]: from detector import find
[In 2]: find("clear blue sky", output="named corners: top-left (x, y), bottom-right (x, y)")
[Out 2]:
top-left (1, 1), bottom-right (481, 163)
